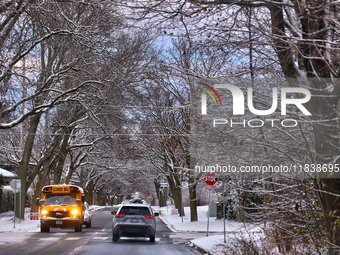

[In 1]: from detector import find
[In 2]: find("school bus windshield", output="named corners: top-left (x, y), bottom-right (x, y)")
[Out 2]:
top-left (44, 194), bottom-right (78, 206)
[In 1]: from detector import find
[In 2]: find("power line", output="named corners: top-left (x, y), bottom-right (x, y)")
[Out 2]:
top-left (0, 133), bottom-right (190, 136)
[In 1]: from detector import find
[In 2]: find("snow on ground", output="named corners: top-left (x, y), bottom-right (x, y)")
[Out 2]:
top-left (156, 205), bottom-right (264, 255)
top-left (0, 208), bottom-right (40, 247)
top-left (190, 235), bottom-right (226, 255)
top-left (0, 208), bottom-right (40, 233)
top-left (156, 205), bottom-right (261, 233)
top-left (89, 205), bottom-right (106, 211)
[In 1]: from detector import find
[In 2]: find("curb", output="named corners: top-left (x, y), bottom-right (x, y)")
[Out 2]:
top-left (158, 215), bottom-right (178, 232)
top-left (157, 215), bottom-right (212, 254)
top-left (158, 215), bottom-right (214, 255)
top-left (191, 243), bottom-right (212, 255)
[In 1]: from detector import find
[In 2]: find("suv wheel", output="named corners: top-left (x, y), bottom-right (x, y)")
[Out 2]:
top-left (150, 235), bottom-right (155, 242)
top-left (112, 233), bottom-right (119, 242)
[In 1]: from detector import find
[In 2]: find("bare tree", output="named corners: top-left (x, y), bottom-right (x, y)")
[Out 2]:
top-left (120, 0), bottom-right (340, 250)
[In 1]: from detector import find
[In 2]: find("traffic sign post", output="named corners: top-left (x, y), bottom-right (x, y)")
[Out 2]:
top-left (10, 179), bottom-right (21, 228)
top-left (180, 182), bottom-right (183, 222)
top-left (223, 179), bottom-right (226, 243)
top-left (204, 172), bottom-right (216, 237)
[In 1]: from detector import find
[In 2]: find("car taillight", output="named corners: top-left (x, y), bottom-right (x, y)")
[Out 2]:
top-left (115, 214), bottom-right (126, 218)
top-left (143, 215), bottom-right (154, 219)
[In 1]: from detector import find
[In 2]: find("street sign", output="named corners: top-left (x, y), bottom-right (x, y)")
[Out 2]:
top-left (204, 172), bottom-right (217, 186)
top-left (10, 179), bottom-right (21, 192)
top-left (160, 183), bottom-right (169, 187)
top-left (171, 209), bottom-right (178, 215)
top-left (30, 212), bottom-right (39, 220)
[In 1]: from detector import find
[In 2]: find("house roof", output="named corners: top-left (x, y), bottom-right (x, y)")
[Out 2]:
top-left (0, 168), bottom-right (17, 178)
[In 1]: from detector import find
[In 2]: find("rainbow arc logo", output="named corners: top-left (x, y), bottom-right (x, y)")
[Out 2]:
top-left (198, 82), bottom-right (222, 115)
top-left (198, 82), bottom-right (222, 106)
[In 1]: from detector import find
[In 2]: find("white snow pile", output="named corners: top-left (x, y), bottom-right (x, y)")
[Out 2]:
top-left (0, 208), bottom-right (40, 233)
top-left (158, 205), bottom-right (264, 255)
top-left (89, 205), bottom-right (106, 211)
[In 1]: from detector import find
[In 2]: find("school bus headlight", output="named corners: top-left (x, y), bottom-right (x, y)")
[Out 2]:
top-left (41, 210), bottom-right (48, 217)
top-left (71, 209), bottom-right (79, 215)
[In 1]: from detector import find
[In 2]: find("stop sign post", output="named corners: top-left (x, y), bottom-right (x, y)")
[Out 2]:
top-left (204, 172), bottom-right (216, 237)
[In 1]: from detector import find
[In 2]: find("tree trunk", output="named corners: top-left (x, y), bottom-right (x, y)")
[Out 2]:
top-left (268, 2), bottom-right (340, 249)
top-left (308, 79), bottom-right (340, 249)
top-left (268, 3), bottom-right (298, 78)
top-left (53, 133), bottom-right (70, 184)
top-left (30, 159), bottom-right (50, 212)
top-left (189, 181), bottom-right (198, 222)
top-left (172, 185), bottom-right (184, 216)
top-left (159, 189), bottom-right (166, 207)
top-left (154, 181), bottom-right (161, 206)
top-left (17, 112), bottom-right (42, 219)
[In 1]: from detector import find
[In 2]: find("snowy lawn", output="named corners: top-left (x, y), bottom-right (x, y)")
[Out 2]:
top-left (156, 205), bottom-right (261, 233)
top-left (156, 205), bottom-right (264, 255)
top-left (0, 208), bottom-right (40, 247)
top-left (0, 208), bottom-right (40, 233)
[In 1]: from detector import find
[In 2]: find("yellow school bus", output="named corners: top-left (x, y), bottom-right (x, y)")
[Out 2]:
top-left (36, 184), bottom-right (85, 232)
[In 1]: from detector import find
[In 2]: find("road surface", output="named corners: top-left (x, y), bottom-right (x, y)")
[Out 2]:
top-left (0, 206), bottom-right (201, 255)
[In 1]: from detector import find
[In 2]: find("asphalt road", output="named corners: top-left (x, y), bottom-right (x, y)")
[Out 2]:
top-left (0, 206), bottom-right (201, 255)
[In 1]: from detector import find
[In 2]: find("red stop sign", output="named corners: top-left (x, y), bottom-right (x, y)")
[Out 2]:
top-left (204, 172), bottom-right (217, 186)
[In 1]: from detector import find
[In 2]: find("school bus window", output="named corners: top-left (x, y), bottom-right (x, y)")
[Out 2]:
top-left (44, 195), bottom-right (77, 206)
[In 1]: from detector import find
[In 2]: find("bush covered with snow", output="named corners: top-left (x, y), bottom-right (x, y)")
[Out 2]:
top-left (0, 189), bottom-right (14, 213)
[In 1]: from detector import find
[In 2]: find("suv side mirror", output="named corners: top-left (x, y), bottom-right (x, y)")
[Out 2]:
top-left (154, 212), bottom-right (159, 217)
top-left (111, 211), bottom-right (117, 215)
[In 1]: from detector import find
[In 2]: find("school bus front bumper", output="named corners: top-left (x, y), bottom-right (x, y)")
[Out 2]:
top-left (40, 218), bottom-right (80, 228)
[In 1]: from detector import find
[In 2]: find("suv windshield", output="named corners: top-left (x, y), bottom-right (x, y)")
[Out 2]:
top-left (119, 206), bottom-right (151, 215)
top-left (44, 194), bottom-right (77, 205)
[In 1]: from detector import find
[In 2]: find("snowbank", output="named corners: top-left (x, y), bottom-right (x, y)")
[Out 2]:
top-left (0, 208), bottom-right (40, 233)
top-left (157, 205), bottom-right (263, 255)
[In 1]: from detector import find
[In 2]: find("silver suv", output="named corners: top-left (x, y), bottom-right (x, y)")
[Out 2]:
top-left (111, 204), bottom-right (159, 242)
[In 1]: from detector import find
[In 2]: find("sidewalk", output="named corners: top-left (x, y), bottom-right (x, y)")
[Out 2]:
top-left (155, 205), bottom-right (263, 255)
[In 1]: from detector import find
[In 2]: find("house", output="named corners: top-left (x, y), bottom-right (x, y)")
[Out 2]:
top-left (0, 167), bottom-right (17, 186)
